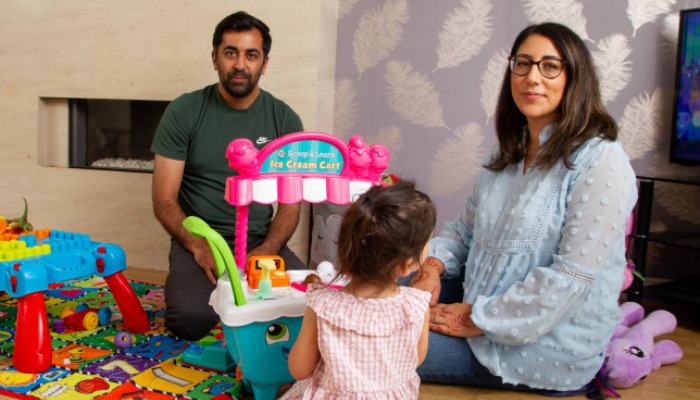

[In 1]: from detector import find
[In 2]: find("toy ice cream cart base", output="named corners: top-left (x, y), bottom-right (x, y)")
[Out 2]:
top-left (210, 276), bottom-right (306, 400)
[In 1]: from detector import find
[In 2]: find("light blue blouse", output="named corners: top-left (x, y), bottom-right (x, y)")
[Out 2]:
top-left (428, 125), bottom-right (638, 390)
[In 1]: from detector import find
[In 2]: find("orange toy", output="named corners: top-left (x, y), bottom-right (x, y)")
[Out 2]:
top-left (246, 255), bottom-right (289, 289)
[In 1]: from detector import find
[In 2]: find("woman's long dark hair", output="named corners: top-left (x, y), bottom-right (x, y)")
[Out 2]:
top-left (486, 22), bottom-right (617, 172)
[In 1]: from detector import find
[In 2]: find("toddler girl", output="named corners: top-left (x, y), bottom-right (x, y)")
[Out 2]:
top-left (281, 179), bottom-right (436, 399)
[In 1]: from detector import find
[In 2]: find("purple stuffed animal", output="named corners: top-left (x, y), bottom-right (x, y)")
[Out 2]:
top-left (604, 302), bottom-right (683, 388)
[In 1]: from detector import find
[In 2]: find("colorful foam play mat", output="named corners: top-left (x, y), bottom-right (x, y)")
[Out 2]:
top-left (0, 275), bottom-right (244, 399)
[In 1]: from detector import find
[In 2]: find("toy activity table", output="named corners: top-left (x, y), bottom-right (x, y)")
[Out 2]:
top-left (204, 132), bottom-right (390, 400)
top-left (0, 230), bottom-right (150, 373)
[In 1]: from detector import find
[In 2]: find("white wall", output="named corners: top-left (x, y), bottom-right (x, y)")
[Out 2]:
top-left (0, 0), bottom-right (336, 270)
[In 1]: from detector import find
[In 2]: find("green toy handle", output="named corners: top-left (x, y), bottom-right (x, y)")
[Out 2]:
top-left (182, 216), bottom-right (247, 306)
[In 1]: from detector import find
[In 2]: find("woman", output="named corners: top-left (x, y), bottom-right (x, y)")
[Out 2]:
top-left (410, 22), bottom-right (638, 392)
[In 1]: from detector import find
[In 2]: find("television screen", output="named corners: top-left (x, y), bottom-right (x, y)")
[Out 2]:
top-left (671, 8), bottom-right (700, 165)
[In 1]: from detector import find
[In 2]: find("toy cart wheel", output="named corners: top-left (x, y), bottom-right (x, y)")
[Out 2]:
top-left (82, 311), bottom-right (99, 330)
top-left (97, 307), bottom-right (112, 326)
top-left (114, 331), bottom-right (133, 349)
top-left (53, 319), bottom-right (66, 333)
top-left (61, 307), bottom-right (75, 319)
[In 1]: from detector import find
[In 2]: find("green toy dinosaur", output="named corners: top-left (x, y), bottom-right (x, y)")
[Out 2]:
top-left (1, 198), bottom-right (34, 233)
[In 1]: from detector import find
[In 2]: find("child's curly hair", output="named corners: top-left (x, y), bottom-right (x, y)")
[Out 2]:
top-left (336, 179), bottom-right (436, 290)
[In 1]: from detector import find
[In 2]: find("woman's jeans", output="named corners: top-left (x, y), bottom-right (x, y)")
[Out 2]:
top-left (402, 271), bottom-right (536, 391)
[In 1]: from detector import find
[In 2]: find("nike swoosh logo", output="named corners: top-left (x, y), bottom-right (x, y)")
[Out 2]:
top-left (256, 137), bottom-right (270, 145)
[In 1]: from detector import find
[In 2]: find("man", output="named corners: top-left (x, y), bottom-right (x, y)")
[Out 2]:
top-left (151, 11), bottom-right (304, 341)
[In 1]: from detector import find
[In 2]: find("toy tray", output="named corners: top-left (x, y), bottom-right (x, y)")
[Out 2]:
top-left (210, 276), bottom-right (306, 327)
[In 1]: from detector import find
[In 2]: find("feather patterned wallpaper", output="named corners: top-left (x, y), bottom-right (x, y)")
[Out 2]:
top-left (330, 0), bottom-right (700, 278)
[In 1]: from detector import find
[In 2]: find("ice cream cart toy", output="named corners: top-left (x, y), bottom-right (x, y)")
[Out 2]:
top-left (187, 132), bottom-right (390, 400)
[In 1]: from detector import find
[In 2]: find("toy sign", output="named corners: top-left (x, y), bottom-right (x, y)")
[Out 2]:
top-left (224, 131), bottom-right (390, 273)
top-left (261, 140), bottom-right (344, 174)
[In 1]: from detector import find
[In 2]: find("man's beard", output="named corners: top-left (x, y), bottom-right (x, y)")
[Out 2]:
top-left (222, 69), bottom-right (261, 98)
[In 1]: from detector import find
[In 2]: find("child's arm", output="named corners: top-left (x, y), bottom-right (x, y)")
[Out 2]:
top-left (417, 308), bottom-right (430, 366)
top-left (288, 306), bottom-right (320, 380)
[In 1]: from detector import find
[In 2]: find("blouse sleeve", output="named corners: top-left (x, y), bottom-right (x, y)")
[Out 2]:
top-left (427, 176), bottom-right (482, 279)
top-left (471, 141), bottom-right (638, 344)
top-left (554, 141), bottom-right (638, 275)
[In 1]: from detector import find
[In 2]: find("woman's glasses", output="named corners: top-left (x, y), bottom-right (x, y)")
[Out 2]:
top-left (508, 55), bottom-right (566, 79)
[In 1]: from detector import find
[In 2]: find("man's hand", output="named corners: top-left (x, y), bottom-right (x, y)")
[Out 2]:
top-left (429, 303), bottom-right (485, 338)
top-left (191, 238), bottom-right (218, 284)
top-left (247, 242), bottom-right (276, 260)
top-left (153, 154), bottom-right (219, 285)
top-left (410, 257), bottom-right (443, 305)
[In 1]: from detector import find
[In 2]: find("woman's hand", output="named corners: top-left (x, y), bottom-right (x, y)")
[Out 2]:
top-left (410, 257), bottom-right (444, 305)
top-left (429, 303), bottom-right (485, 338)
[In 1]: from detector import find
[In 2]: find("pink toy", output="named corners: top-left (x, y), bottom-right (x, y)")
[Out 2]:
top-left (621, 261), bottom-right (636, 292)
top-left (347, 135), bottom-right (372, 178)
top-left (225, 132), bottom-right (390, 271)
top-left (226, 138), bottom-right (260, 176)
top-left (369, 144), bottom-right (390, 181)
top-left (604, 302), bottom-right (683, 389)
top-left (621, 212), bottom-right (643, 292)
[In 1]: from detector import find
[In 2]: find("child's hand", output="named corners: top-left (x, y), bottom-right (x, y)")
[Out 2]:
top-left (429, 303), bottom-right (484, 338)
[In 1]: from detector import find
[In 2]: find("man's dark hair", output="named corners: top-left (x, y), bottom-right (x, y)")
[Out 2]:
top-left (212, 11), bottom-right (272, 57)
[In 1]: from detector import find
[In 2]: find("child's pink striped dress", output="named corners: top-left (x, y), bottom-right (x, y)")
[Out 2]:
top-left (281, 286), bottom-right (430, 400)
